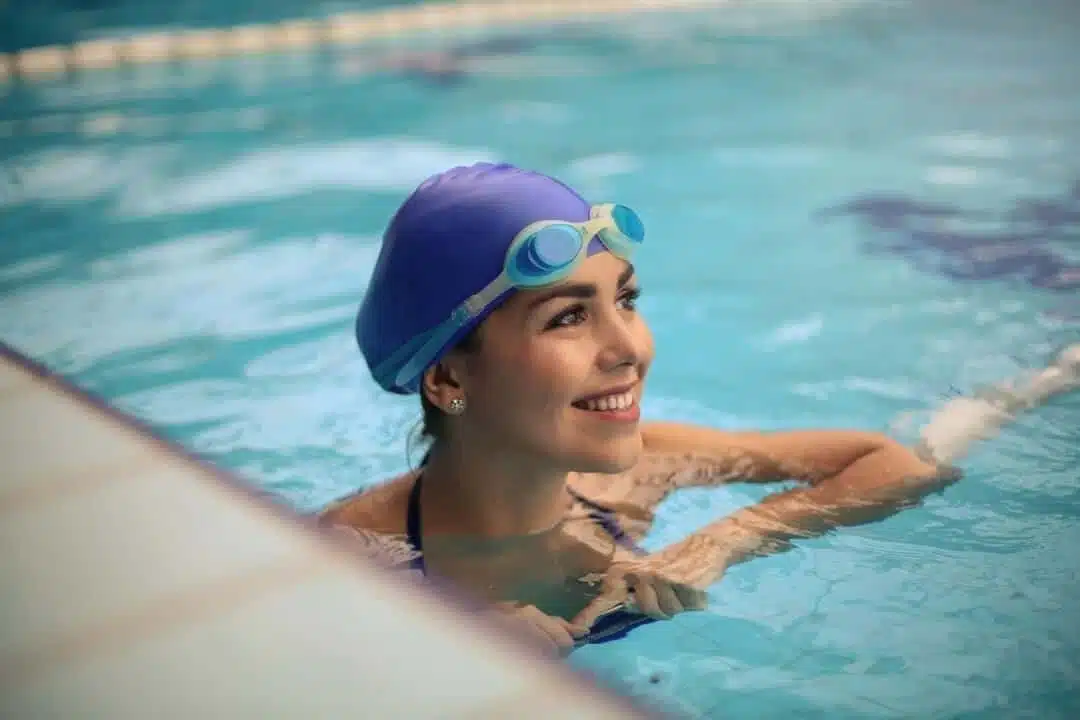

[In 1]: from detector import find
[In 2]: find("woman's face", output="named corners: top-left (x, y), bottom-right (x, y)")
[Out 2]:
top-left (456, 251), bottom-right (655, 474)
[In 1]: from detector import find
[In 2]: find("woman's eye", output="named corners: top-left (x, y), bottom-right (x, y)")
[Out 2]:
top-left (618, 287), bottom-right (642, 311)
top-left (546, 288), bottom-right (642, 331)
top-left (547, 306), bottom-right (587, 329)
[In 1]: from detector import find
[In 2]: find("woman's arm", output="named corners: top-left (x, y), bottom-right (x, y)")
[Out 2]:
top-left (570, 423), bottom-right (931, 540)
top-left (640, 423), bottom-right (927, 487)
top-left (645, 344), bottom-right (1080, 588)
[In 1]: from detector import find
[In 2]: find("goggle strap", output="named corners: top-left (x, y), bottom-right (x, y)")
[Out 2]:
top-left (388, 275), bottom-right (511, 387)
top-left (393, 315), bottom-right (462, 388)
top-left (463, 274), bottom-right (511, 316)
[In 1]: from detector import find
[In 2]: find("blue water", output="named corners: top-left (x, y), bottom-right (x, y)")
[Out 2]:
top-left (2, 0), bottom-right (1079, 717)
top-left (1, 0), bottom-right (415, 52)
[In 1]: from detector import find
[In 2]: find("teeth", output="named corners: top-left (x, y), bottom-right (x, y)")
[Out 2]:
top-left (579, 391), bottom-right (634, 412)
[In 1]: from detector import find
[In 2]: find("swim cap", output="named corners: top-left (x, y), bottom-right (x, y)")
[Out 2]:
top-left (357, 162), bottom-right (602, 394)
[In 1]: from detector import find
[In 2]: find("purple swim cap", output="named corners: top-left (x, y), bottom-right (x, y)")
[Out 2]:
top-left (357, 162), bottom-right (602, 394)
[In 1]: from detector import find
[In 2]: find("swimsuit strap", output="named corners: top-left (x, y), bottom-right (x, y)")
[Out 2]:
top-left (405, 477), bottom-right (647, 575)
top-left (566, 487), bottom-right (648, 556)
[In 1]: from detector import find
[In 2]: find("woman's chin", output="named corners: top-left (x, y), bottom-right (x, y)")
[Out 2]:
top-left (565, 434), bottom-right (644, 475)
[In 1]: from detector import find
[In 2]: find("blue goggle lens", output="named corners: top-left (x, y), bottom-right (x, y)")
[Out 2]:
top-left (610, 204), bottom-right (645, 243)
top-left (512, 225), bottom-right (583, 284)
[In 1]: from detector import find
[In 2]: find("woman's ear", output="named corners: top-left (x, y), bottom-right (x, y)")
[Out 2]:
top-left (421, 359), bottom-right (465, 413)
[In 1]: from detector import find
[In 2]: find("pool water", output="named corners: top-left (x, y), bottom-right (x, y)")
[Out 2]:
top-left (1, 0), bottom-right (418, 53)
top-left (2, 0), bottom-right (1079, 716)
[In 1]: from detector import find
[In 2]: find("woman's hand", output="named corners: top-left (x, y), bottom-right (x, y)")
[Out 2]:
top-left (572, 555), bottom-right (710, 630)
top-left (919, 343), bottom-right (1080, 465)
top-left (484, 602), bottom-right (588, 658)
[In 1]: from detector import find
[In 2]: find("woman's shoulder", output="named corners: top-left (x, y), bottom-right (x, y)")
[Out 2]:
top-left (317, 472), bottom-right (417, 536)
top-left (317, 473), bottom-right (423, 570)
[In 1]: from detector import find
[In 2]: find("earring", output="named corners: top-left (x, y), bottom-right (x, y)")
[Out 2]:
top-left (447, 397), bottom-right (466, 415)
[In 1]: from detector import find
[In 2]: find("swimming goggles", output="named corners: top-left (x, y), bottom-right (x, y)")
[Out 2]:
top-left (375, 203), bottom-right (645, 392)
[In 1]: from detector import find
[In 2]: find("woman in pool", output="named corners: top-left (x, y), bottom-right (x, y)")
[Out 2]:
top-left (320, 162), bottom-right (1079, 656)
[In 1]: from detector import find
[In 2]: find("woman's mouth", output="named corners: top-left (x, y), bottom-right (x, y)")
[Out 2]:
top-left (572, 390), bottom-right (640, 422)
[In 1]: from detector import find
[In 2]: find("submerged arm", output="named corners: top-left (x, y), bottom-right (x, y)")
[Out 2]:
top-left (646, 345), bottom-right (1080, 587)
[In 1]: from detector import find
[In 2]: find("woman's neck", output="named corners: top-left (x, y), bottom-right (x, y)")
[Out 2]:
top-left (420, 442), bottom-right (571, 539)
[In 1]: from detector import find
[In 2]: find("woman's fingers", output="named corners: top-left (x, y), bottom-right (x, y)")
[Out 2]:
top-left (572, 586), bottom-right (629, 629)
top-left (515, 605), bottom-right (583, 657)
top-left (574, 562), bottom-right (713, 629)
top-left (675, 583), bottom-right (709, 611)
top-left (627, 574), bottom-right (674, 619)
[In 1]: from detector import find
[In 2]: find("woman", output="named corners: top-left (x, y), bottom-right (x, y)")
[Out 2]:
top-left (320, 162), bottom-right (1079, 656)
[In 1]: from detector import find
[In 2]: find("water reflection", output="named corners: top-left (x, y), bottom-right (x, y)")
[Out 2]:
top-left (818, 180), bottom-right (1080, 293)
top-left (422, 516), bottom-right (616, 620)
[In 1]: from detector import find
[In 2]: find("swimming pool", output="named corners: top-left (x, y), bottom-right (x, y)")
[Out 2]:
top-left (2, 0), bottom-right (1079, 716)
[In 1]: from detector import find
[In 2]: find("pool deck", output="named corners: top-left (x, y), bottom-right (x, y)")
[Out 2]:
top-left (0, 345), bottom-right (651, 718)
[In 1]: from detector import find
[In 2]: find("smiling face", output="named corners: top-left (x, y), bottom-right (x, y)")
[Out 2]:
top-left (439, 250), bottom-right (655, 474)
